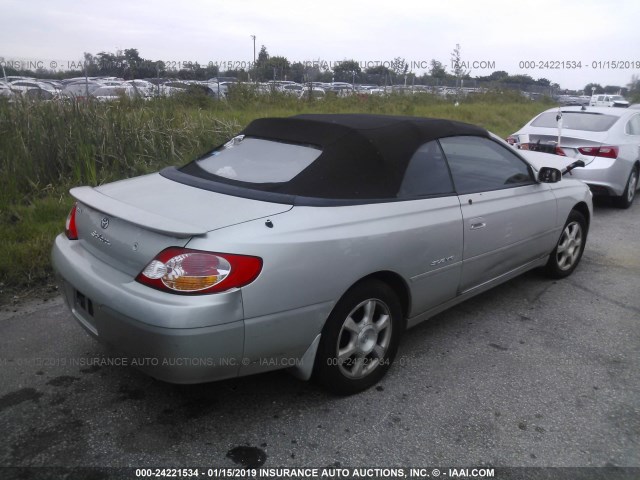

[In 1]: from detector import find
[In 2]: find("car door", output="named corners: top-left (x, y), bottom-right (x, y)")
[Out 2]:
top-left (439, 136), bottom-right (558, 293)
top-left (396, 140), bottom-right (464, 316)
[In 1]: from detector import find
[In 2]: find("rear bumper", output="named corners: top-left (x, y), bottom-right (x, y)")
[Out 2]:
top-left (568, 157), bottom-right (632, 197)
top-left (52, 234), bottom-right (245, 383)
top-left (52, 234), bottom-right (329, 383)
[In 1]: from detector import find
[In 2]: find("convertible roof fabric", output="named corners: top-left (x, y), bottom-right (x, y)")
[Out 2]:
top-left (180, 114), bottom-right (489, 200)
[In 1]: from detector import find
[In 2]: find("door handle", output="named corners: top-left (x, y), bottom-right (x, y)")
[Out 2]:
top-left (470, 222), bottom-right (486, 230)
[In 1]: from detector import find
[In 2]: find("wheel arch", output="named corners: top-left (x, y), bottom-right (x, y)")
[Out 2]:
top-left (311, 270), bottom-right (409, 393)
top-left (571, 201), bottom-right (591, 232)
top-left (350, 271), bottom-right (412, 327)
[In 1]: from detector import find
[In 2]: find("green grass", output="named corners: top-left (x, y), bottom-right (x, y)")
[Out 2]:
top-left (0, 92), bottom-right (554, 301)
top-left (0, 196), bottom-right (70, 301)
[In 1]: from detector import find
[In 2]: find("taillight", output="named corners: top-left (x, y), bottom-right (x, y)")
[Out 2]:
top-left (555, 146), bottom-right (567, 156)
top-left (136, 247), bottom-right (262, 294)
top-left (578, 146), bottom-right (619, 159)
top-left (506, 135), bottom-right (518, 145)
top-left (65, 203), bottom-right (78, 240)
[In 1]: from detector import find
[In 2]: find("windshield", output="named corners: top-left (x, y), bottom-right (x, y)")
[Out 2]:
top-left (531, 112), bottom-right (618, 132)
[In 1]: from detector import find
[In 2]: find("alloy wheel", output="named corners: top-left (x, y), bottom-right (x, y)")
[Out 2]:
top-left (627, 169), bottom-right (638, 204)
top-left (556, 221), bottom-right (583, 271)
top-left (336, 298), bottom-right (392, 379)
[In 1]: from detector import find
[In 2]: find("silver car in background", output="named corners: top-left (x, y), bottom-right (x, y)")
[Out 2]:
top-left (91, 86), bottom-right (141, 101)
top-left (52, 114), bottom-right (593, 394)
top-left (509, 106), bottom-right (640, 208)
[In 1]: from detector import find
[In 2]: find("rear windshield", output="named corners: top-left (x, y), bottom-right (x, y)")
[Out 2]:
top-left (531, 112), bottom-right (618, 132)
top-left (196, 136), bottom-right (321, 183)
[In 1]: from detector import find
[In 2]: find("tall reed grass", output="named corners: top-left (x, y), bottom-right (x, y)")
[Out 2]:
top-left (0, 96), bottom-right (240, 205)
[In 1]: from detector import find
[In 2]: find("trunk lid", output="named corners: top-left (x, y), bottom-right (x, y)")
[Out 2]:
top-left (514, 130), bottom-right (610, 166)
top-left (518, 150), bottom-right (577, 172)
top-left (71, 173), bottom-right (292, 276)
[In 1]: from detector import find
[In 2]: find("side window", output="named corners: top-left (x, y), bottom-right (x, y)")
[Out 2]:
top-left (398, 140), bottom-right (454, 197)
top-left (625, 114), bottom-right (640, 135)
top-left (439, 136), bottom-right (534, 194)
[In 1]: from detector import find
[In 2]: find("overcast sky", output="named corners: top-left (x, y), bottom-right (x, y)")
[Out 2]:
top-left (1, 0), bottom-right (638, 91)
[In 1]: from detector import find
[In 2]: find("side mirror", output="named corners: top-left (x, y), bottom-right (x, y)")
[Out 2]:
top-left (538, 167), bottom-right (562, 183)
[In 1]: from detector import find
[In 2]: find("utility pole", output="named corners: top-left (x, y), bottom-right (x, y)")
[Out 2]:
top-left (1, 57), bottom-right (8, 83)
top-left (84, 61), bottom-right (89, 99)
top-left (250, 35), bottom-right (256, 82)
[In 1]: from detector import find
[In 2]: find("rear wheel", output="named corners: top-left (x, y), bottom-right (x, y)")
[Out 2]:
top-left (544, 210), bottom-right (587, 278)
top-left (614, 166), bottom-right (638, 209)
top-left (313, 279), bottom-right (402, 395)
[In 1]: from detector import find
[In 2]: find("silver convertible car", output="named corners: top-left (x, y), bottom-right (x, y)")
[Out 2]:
top-left (52, 114), bottom-right (593, 394)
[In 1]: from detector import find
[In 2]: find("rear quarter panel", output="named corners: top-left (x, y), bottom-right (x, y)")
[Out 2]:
top-left (186, 197), bottom-right (465, 321)
top-left (185, 196), bottom-right (465, 369)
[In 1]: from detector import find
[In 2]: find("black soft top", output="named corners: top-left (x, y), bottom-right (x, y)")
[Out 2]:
top-left (166, 114), bottom-right (490, 204)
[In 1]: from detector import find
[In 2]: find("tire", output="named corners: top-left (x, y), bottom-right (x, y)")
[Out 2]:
top-left (313, 279), bottom-right (403, 395)
top-left (544, 210), bottom-right (587, 279)
top-left (613, 166), bottom-right (638, 209)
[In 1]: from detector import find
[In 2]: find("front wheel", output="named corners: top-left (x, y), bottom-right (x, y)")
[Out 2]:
top-left (313, 279), bottom-right (403, 395)
top-left (544, 210), bottom-right (587, 278)
top-left (613, 166), bottom-right (638, 209)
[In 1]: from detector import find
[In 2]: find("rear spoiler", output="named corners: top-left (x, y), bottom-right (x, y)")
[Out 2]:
top-left (70, 186), bottom-right (207, 237)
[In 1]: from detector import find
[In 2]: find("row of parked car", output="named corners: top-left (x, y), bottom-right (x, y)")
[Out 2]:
top-left (0, 75), bottom-right (516, 102)
top-left (2, 75), bottom-right (634, 106)
top-left (251, 81), bottom-right (484, 98)
top-left (0, 76), bottom-right (230, 101)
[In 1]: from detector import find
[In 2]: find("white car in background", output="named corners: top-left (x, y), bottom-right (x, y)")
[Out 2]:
top-left (509, 106), bottom-right (640, 208)
top-left (9, 79), bottom-right (60, 97)
top-left (125, 79), bottom-right (156, 97)
top-left (299, 86), bottom-right (326, 99)
top-left (91, 85), bottom-right (140, 101)
top-left (62, 81), bottom-right (103, 99)
top-left (589, 94), bottom-right (629, 108)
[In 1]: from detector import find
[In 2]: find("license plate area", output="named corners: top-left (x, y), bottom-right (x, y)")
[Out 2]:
top-left (75, 290), bottom-right (94, 317)
top-left (72, 289), bottom-right (98, 336)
